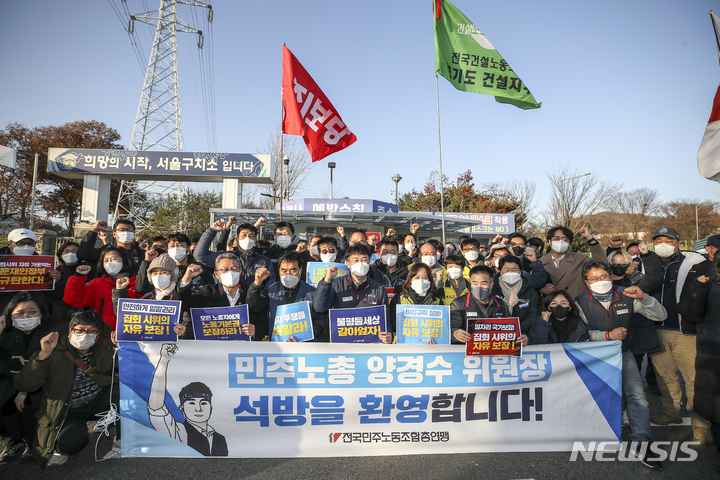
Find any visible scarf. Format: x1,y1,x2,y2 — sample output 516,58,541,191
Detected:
499,278,521,307
155,281,177,301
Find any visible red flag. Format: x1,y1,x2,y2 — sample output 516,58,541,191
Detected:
282,45,357,162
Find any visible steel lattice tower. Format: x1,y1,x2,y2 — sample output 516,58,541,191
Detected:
114,0,212,227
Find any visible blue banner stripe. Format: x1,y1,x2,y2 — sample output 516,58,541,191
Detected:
562,343,622,396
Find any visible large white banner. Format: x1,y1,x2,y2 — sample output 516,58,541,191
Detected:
118,341,622,457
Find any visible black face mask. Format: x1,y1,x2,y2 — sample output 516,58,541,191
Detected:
611,264,629,276
445,248,455,256
511,246,525,256
153,248,167,256
549,305,571,319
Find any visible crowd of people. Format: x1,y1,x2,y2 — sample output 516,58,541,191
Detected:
0,216,719,472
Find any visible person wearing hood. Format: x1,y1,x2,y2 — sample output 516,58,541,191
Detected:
389,263,445,336
77,219,145,266
0,293,57,465
528,290,592,344
491,255,538,334
539,226,608,299
63,246,140,330
574,260,667,470
450,264,529,347
13,310,119,467
246,251,324,341
647,227,713,444
0,229,61,313
195,220,276,289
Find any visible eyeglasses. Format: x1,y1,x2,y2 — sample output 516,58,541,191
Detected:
72,328,100,335
116,228,134,233
319,249,337,254
216,267,241,273
586,274,611,283
551,237,570,243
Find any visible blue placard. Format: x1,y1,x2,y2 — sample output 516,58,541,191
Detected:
306,262,350,286
396,304,451,345
116,298,180,342
190,305,250,341
272,302,314,342
329,305,387,343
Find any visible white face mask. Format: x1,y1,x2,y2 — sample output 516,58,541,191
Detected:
551,240,569,254
501,272,522,285
494,258,502,268
311,245,319,256
436,252,442,261
320,253,337,263
220,271,240,288
381,254,398,267
404,243,416,251
589,280,613,295
397,245,404,253
13,245,35,255
238,237,255,251
151,274,172,290
116,231,135,244
167,247,187,262
12,316,41,331
70,333,98,351
62,252,78,264
447,267,463,280
411,279,431,296
464,251,479,262
104,261,123,275
280,274,299,288
654,243,676,258
276,236,292,248
421,255,437,267
350,262,370,277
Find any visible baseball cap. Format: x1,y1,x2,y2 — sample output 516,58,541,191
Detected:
7,228,36,243
652,227,680,241
706,234,720,248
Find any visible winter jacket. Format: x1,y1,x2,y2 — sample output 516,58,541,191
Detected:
450,294,511,344
651,251,707,335
63,274,139,330
527,313,592,345
491,274,539,334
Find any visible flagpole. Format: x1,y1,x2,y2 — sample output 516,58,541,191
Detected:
279,44,285,222
435,75,447,246
711,11,720,66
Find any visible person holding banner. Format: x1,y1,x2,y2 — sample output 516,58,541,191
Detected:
314,245,392,343
527,291,592,344
246,251,324,341
491,255,538,334
574,260,667,470
63,246,139,330
441,254,470,306
450,265,528,347
13,310,119,467
389,263,444,335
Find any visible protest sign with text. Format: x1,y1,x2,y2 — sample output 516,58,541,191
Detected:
191,305,250,341
306,262,349,287
397,304,451,344
117,298,180,342
330,305,386,343
466,317,522,356
0,255,55,291
273,302,314,342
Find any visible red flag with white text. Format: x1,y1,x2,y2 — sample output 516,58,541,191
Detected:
282,45,357,162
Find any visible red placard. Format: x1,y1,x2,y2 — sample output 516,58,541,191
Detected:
465,317,521,357
0,255,56,291
385,287,395,300
367,232,382,243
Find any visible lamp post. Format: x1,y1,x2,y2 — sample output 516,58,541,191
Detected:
392,173,402,206
283,155,290,200
328,161,336,198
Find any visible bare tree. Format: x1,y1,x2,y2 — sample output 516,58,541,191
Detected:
254,127,316,208
545,166,621,233
608,187,659,240
500,179,538,233
651,199,720,244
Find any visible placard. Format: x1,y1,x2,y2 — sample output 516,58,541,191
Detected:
0,255,55,291
306,262,350,286
117,298,180,342
272,301,314,342
466,317,522,356
396,304,451,345
329,305,387,343
191,305,250,341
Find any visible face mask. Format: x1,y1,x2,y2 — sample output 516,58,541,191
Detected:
654,243,676,258
549,305,571,319
70,333,98,351
116,231,135,244
311,245,319,256
630,254,640,260
280,274,299,288
397,245,404,253
381,254,398,267
411,279,431,296
12,316,41,331
404,243,415,251
611,264,629,276
168,247,187,262
436,252,442,261
104,261,123,275
501,272,522,285
220,271,240,288
153,248,167,256
13,245,35,255
493,258,501,268
238,238,255,251
276,236,292,248
62,252,78,264
421,255,437,267
320,252,337,263
151,274,172,290
511,245,525,256
447,267,463,280
350,262,370,277
445,248,455,256
589,280,613,295
551,240,569,254
464,251,479,262
471,286,492,302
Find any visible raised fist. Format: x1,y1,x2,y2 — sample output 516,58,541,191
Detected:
91,220,108,233
76,265,92,276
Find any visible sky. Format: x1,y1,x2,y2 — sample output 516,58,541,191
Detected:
2,0,720,223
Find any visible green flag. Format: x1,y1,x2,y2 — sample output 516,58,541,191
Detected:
434,0,541,110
